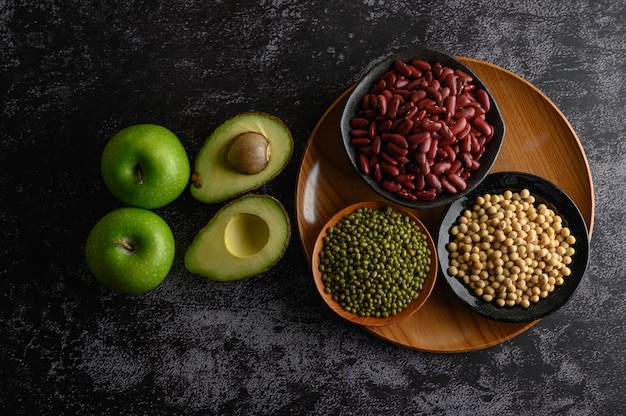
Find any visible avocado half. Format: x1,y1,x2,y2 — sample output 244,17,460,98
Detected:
185,194,291,281
190,112,293,204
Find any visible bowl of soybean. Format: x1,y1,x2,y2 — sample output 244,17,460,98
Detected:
436,172,590,323
312,201,438,327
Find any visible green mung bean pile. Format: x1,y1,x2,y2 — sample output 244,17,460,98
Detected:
319,206,431,318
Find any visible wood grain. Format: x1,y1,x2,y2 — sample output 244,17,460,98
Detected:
295,57,594,352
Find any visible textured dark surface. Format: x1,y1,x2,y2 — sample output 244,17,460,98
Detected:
1,1,625,415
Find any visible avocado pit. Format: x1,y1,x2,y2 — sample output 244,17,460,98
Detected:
225,132,271,175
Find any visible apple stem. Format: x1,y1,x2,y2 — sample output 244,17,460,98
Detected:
114,240,134,252
136,165,144,185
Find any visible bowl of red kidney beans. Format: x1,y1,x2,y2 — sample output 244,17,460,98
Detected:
340,45,505,210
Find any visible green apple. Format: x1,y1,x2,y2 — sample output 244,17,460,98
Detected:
101,124,190,209
85,207,175,295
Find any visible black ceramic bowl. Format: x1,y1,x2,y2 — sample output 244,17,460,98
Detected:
340,45,505,210
437,172,590,323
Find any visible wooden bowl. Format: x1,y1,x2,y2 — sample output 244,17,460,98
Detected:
340,45,505,210
311,201,438,327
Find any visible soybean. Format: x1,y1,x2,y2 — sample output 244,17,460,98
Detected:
446,189,576,309
319,206,431,317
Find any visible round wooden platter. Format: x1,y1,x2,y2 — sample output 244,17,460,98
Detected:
295,57,595,353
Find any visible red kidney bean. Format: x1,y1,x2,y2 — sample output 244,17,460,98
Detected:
350,128,368,137
460,152,473,168
387,97,402,119
351,118,369,129
398,190,418,201
440,176,457,194
398,101,415,116
449,117,467,136
382,181,402,193
369,154,379,169
396,155,410,164
475,89,490,111
425,173,442,190
445,73,458,96
444,95,456,115
472,117,493,138
433,62,443,77
382,133,406,147
395,78,409,89
371,79,386,94
414,189,436,201
403,106,419,121
380,152,398,165
455,107,475,120
439,67,454,81
418,136,432,153
394,60,413,77
413,109,427,125
387,142,408,158
391,134,408,149
432,161,452,175
426,105,446,115
415,152,430,175
421,119,442,132
358,154,370,174
349,58,496,200
381,161,400,177
470,134,481,153
401,179,416,190
374,163,383,182
439,125,454,143
456,94,471,108
450,159,462,173
441,84,450,97
371,135,382,154
350,137,370,146
407,131,431,145
457,122,472,142
427,138,439,160
410,89,427,103
378,119,393,133
443,144,456,162
411,59,431,71
396,173,415,182
417,97,436,109
426,86,442,103
462,135,474,153
464,83,476,92
368,121,377,139
395,118,413,135
377,94,388,116
447,172,467,191
415,174,425,191
381,70,395,84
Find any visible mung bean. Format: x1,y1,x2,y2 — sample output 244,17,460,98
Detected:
320,206,431,317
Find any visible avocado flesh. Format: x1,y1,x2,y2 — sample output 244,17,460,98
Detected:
185,195,291,281
190,112,293,203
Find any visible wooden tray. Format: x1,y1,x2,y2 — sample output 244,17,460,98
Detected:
295,57,594,353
